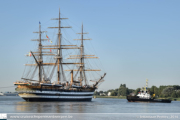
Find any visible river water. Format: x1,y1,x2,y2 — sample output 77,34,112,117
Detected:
0,96,179,120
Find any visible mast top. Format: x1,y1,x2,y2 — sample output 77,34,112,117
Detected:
59,8,60,16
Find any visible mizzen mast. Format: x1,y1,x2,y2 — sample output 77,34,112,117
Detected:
66,24,100,86
71,24,91,85
80,24,87,85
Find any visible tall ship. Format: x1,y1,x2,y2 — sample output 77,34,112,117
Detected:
14,9,106,102
127,79,171,103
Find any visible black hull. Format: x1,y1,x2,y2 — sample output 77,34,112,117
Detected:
127,96,171,103
18,90,94,102
23,98,92,102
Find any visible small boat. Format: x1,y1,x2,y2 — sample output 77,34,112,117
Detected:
0,93,4,96
127,79,171,103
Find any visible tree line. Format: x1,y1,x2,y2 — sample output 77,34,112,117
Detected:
94,84,180,98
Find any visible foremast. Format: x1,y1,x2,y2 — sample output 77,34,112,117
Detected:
30,22,48,82
38,22,43,82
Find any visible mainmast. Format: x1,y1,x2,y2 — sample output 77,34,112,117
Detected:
38,22,43,82
57,8,62,83
80,24,86,86
48,8,71,83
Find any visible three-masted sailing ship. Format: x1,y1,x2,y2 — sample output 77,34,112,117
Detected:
14,9,106,102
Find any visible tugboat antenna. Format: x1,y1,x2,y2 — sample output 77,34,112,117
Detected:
146,79,148,92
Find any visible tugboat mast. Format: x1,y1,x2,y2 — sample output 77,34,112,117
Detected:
146,79,148,92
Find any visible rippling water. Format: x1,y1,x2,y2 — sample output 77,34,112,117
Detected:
0,96,179,120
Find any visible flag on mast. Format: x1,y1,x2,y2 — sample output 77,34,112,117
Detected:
29,52,31,57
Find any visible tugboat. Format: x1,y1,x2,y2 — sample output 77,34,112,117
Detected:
127,79,171,103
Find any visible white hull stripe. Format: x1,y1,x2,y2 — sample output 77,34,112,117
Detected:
18,91,94,95
19,95,93,99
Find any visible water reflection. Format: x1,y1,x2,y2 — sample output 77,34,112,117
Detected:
15,101,90,113
5,97,179,113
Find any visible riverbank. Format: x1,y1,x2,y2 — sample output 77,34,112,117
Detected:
159,97,180,101
94,96,126,99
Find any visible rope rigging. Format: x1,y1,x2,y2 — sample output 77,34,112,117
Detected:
19,13,105,87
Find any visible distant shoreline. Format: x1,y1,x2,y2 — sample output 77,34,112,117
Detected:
94,96,126,99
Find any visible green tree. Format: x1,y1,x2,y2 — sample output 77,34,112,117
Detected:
94,91,99,95
111,91,117,96
107,89,115,93
150,86,155,94
118,84,129,96
119,88,128,96
134,88,141,95
99,91,103,93
103,91,108,95
176,90,180,97
115,88,119,93
159,86,167,96
172,85,180,90
128,89,134,94
171,91,177,98
161,87,174,97
150,86,159,96
154,87,159,96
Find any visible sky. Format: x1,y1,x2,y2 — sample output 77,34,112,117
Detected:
0,0,180,92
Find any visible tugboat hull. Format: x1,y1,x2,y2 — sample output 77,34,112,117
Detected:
127,96,171,103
